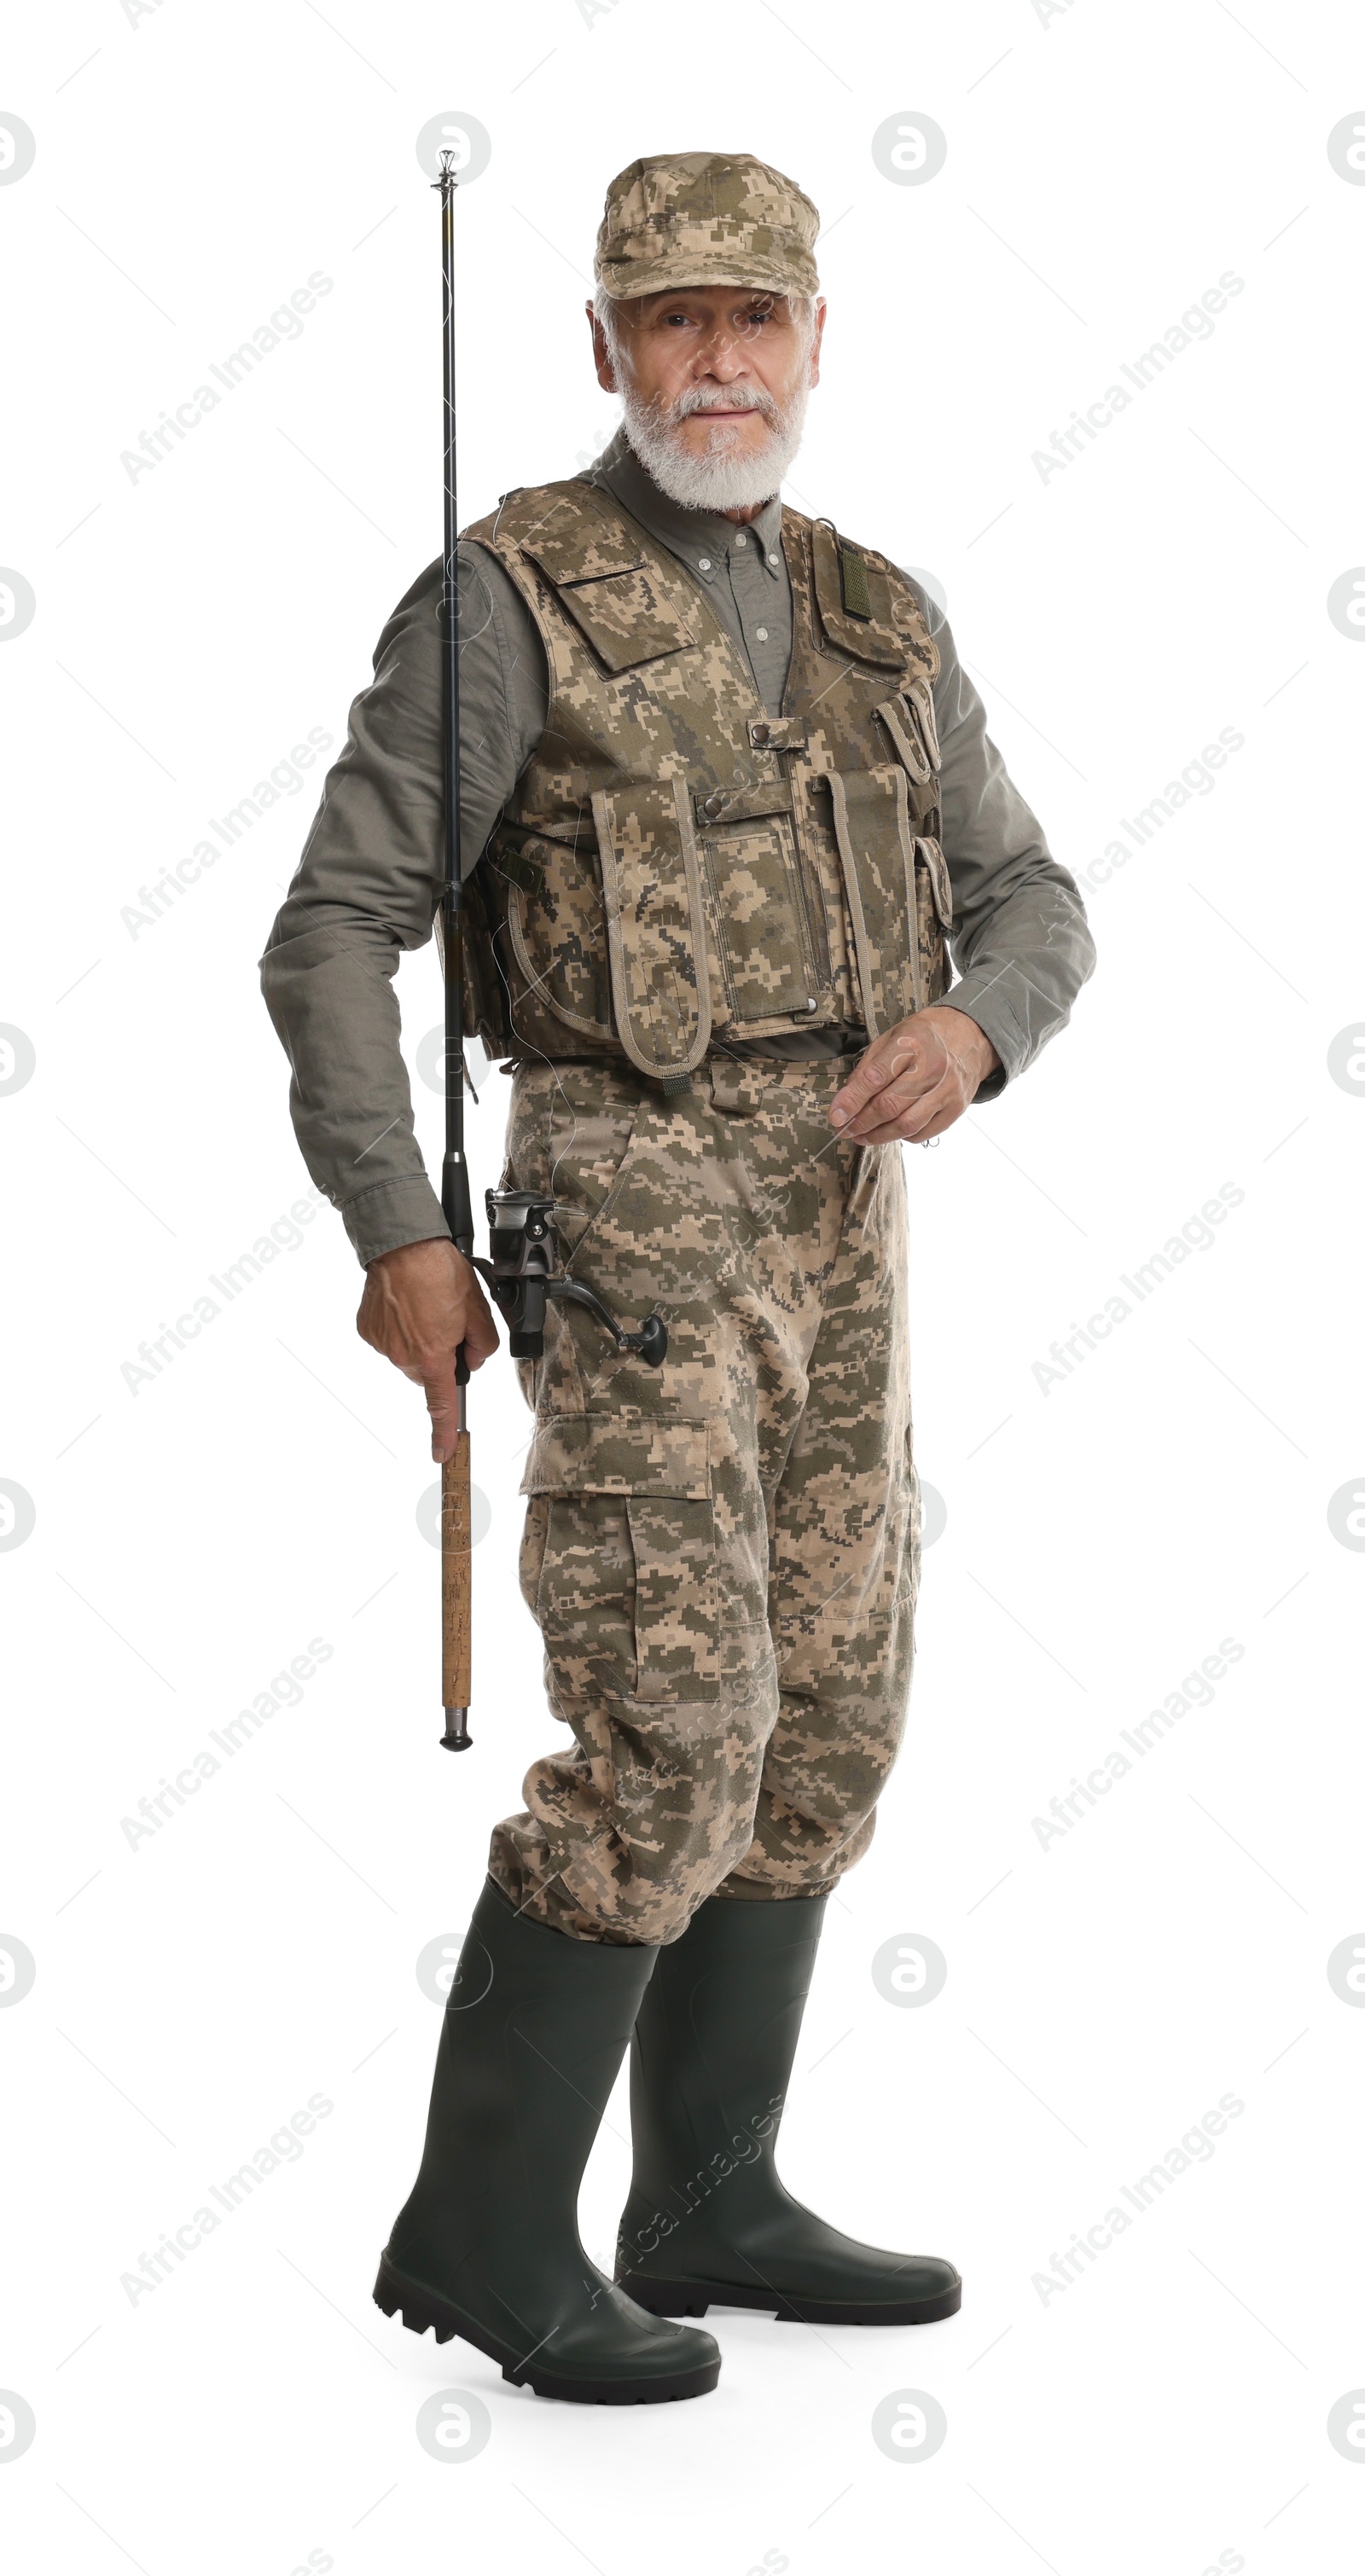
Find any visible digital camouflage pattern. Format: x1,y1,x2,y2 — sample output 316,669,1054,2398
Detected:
594,152,822,304
487,1053,921,1946
457,482,952,1079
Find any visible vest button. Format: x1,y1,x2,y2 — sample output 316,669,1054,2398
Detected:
752,722,770,746
703,792,725,819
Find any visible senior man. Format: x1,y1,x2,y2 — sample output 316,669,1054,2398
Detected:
261,152,1095,2405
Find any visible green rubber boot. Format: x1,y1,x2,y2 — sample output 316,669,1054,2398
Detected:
615,1892,961,2326
374,1877,720,2403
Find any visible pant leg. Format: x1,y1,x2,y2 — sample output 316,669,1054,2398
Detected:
715,1130,918,1899
487,1059,855,1946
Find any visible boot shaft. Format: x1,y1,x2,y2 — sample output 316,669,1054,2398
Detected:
399,1879,659,2258
625,1892,828,2224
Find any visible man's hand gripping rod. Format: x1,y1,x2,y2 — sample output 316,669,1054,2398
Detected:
433,154,666,1755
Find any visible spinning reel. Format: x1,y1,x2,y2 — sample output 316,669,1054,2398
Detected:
472,1190,668,1368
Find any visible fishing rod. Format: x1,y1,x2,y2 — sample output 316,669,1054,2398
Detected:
429,149,668,1758
436,150,473,1754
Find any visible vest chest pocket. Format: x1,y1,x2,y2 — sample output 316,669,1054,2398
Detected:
590,780,712,1080
694,782,819,1023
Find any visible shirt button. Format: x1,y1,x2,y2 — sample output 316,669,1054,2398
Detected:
734,531,746,546
768,551,779,565
698,556,712,571
755,626,769,641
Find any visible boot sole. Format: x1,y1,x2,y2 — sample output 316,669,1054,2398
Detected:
372,2254,721,2405
618,2269,962,2327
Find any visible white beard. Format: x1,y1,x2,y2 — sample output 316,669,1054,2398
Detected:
619,377,811,514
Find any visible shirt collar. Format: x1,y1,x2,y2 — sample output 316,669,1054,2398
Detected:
584,426,786,583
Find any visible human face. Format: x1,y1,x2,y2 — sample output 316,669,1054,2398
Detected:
589,287,826,519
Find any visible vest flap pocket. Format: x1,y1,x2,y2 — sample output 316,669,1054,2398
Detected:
592,780,712,1079
518,505,644,586
524,554,696,673
810,521,904,669
902,674,941,770
876,695,936,788
915,834,954,930
500,831,614,1040
520,1411,712,1500
823,766,921,1036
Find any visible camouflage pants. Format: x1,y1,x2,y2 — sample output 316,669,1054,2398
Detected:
487,1053,921,1945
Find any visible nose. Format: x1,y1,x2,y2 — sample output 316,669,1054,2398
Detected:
690,322,749,382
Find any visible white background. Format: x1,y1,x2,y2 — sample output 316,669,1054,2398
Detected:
3,2,1363,2568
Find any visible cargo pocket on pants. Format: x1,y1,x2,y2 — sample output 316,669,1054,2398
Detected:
521,1412,719,1704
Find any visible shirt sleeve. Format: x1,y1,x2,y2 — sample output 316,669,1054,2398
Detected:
915,589,1096,1099
258,543,549,1265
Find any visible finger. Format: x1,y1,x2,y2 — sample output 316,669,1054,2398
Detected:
830,1030,935,1126
852,1110,948,1146
829,1030,904,1111
840,1070,954,1140
829,1050,895,1125
460,1296,501,1370
423,1361,462,1463
854,1091,965,1146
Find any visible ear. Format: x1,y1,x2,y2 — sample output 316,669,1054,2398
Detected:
587,299,619,395
807,297,828,390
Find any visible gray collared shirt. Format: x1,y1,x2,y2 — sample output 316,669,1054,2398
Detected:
260,429,1095,1266
590,432,791,711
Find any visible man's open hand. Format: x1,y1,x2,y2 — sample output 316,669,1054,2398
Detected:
357,1237,500,1464
829,1007,1002,1146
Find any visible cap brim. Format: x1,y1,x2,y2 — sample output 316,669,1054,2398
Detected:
596,253,818,301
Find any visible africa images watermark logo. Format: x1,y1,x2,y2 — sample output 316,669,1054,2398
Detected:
1032,2092,1246,2304
1031,1182,1245,1395
118,276,334,484
1031,1637,1245,1851
119,732,333,939
1078,727,1246,893
119,1639,334,1851
119,2093,334,2304
118,1188,328,1394
1031,272,1245,482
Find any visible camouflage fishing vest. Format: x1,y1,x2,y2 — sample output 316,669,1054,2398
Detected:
456,480,952,1082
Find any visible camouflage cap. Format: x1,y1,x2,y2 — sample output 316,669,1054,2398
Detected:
594,152,821,303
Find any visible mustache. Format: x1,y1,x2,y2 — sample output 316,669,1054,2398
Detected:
659,383,780,427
